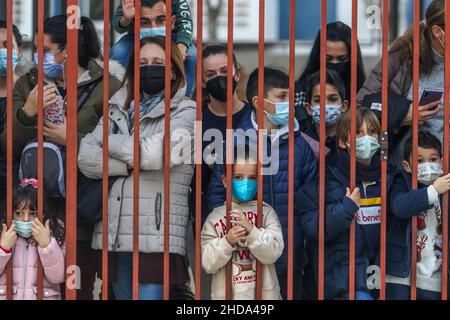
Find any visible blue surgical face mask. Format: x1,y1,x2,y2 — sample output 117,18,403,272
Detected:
347,135,380,160
311,104,342,127
264,100,290,126
0,48,19,76
140,27,166,40
232,178,257,203
34,48,65,79
12,219,33,239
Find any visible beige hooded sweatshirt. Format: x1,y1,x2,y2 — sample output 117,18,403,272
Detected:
201,201,284,300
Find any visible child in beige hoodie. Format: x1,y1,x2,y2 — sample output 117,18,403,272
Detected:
201,147,284,300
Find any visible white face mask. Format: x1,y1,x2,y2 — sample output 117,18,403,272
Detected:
418,162,443,185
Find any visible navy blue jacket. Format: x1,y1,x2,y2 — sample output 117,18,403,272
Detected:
360,91,412,156
299,155,394,299
206,111,318,275
303,124,338,166
388,169,450,279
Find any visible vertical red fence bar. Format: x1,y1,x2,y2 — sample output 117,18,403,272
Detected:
66,0,79,300
5,0,13,301
256,0,264,301
442,0,450,301
132,0,141,301
348,0,358,302
287,0,295,301
164,0,173,301
225,0,234,301
36,0,45,301
195,0,203,300
101,0,110,300
379,0,389,301
318,0,327,301
410,0,420,301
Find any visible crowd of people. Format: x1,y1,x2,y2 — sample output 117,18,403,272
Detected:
0,0,449,300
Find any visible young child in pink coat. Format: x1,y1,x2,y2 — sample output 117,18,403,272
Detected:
0,178,66,300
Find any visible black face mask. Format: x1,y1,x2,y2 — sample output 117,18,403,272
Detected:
206,75,237,102
327,61,350,97
327,61,349,73
140,65,166,96
327,61,350,81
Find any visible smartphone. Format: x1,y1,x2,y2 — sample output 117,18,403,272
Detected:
419,90,443,106
44,95,64,125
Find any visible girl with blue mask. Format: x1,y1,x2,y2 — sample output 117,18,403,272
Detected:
6,15,121,300
0,179,66,300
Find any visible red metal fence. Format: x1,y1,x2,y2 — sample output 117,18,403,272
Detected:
2,0,449,300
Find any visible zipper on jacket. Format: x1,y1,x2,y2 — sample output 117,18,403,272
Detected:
22,243,29,300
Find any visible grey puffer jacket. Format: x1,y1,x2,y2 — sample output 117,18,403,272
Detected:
78,86,196,256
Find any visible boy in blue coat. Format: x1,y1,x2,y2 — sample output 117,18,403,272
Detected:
387,131,450,299
206,67,318,299
299,107,388,300
302,69,348,164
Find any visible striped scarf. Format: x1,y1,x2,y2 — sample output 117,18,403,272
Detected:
128,92,164,131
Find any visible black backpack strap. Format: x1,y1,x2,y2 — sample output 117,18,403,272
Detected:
77,77,103,112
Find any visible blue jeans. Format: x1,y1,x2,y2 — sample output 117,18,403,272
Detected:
110,33,197,97
355,291,374,300
112,252,164,300
335,291,374,300
277,272,303,300
386,283,442,300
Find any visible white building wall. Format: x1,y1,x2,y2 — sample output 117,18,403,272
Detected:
336,0,382,57
190,0,279,43
12,0,34,42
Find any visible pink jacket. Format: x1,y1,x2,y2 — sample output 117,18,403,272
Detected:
0,237,66,300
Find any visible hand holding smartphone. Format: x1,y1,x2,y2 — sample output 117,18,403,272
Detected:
419,90,443,106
